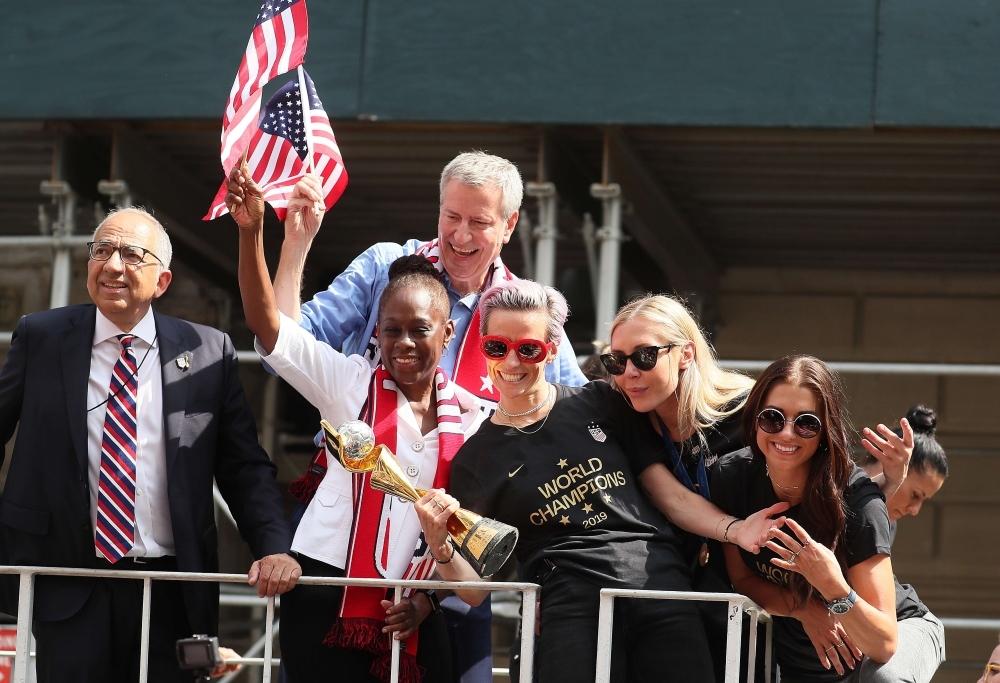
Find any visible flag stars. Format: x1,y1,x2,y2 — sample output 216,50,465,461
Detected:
559,516,570,526
582,503,593,514
557,459,568,469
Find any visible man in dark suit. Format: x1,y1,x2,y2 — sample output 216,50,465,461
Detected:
0,207,301,682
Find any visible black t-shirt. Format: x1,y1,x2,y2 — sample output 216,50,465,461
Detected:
711,449,926,682
450,382,689,590
649,405,746,577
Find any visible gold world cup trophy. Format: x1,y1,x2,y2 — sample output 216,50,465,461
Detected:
321,419,519,577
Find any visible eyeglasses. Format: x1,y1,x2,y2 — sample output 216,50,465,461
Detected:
983,663,1000,680
756,408,823,439
480,335,553,364
599,344,679,376
88,241,163,267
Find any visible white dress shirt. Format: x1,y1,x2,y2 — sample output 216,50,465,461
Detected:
257,313,487,571
87,307,174,557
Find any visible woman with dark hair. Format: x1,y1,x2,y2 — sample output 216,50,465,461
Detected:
711,356,944,683
229,166,486,683
862,405,949,528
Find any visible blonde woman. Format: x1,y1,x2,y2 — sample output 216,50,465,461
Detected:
602,294,914,681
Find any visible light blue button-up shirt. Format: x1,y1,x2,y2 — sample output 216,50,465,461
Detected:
299,239,588,385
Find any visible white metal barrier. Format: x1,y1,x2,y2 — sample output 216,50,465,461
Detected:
0,566,538,683
595,589,771,683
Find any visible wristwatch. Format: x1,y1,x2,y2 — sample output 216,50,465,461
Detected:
419,589,442,613
825,589,857,615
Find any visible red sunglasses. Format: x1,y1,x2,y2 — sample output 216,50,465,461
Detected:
480,335,554,364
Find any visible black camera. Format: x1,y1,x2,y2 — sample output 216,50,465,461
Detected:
176,634,223,680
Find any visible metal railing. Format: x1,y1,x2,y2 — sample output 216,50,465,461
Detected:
595,589,771,683
0,566,538,683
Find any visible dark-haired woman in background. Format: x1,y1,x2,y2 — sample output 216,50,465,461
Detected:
712,356,941,683
862,405,949,533
228,166,487,683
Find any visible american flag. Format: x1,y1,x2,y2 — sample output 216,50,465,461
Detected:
220,0,309,174
204,69,348,221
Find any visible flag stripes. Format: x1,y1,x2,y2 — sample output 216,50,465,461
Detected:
220,0,308,173
205,69,348,222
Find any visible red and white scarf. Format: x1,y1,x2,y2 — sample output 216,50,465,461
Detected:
413,239,513,405
322,365,465,683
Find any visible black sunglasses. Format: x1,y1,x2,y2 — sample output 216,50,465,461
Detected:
756,408,823,439
599,344,679,376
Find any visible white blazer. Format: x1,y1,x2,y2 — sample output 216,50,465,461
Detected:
257,313,487,573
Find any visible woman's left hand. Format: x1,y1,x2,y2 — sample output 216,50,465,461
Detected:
730,502,790,554
862,418,913,498
766,518,850,600
380,593,433,640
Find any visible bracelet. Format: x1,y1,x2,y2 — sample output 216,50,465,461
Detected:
418,589,442,612
715,515,733,541
432,541,455,564
722,518,741,543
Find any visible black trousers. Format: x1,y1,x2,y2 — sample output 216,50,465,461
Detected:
510,568,714,683
280,554,452,683
33,557,193,683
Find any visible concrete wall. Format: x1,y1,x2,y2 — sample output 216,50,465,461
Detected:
713,267,1000,681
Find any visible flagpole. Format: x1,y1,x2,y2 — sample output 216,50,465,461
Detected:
296,65,317,175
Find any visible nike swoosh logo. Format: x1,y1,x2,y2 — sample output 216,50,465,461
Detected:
508,465,524,478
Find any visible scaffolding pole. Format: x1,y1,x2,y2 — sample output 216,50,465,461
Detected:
39,180,77,309
590,182,622,343
525,181,558,286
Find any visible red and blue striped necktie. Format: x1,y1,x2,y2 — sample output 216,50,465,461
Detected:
95,334,139,563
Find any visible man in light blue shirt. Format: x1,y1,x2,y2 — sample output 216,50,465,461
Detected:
272,151,586,683
273,153,586,388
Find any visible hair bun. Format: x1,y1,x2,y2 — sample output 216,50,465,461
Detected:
906,405,937,436
387,254,440,282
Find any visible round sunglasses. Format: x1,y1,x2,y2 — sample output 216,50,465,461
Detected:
756,408,823,439
480,335,554,364
599,344,679,376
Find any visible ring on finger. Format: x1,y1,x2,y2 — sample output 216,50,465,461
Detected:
435,500,446,510
825,646,836,652
788,552,798,564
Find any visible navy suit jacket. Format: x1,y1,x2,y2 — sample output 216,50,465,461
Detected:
0,304,291,633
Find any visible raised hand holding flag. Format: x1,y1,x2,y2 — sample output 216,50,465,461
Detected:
205,68,348,221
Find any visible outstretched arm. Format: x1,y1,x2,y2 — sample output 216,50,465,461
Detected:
638,463,788,553
226,162,279,354
274,174,325,322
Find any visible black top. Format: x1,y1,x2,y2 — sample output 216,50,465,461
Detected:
649,405,746,578
450,382,689,590
711,448,926,682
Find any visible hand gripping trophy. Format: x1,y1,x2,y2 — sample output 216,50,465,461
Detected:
321,419,519,576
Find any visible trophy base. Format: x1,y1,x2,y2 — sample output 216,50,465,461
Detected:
458,518,519,577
